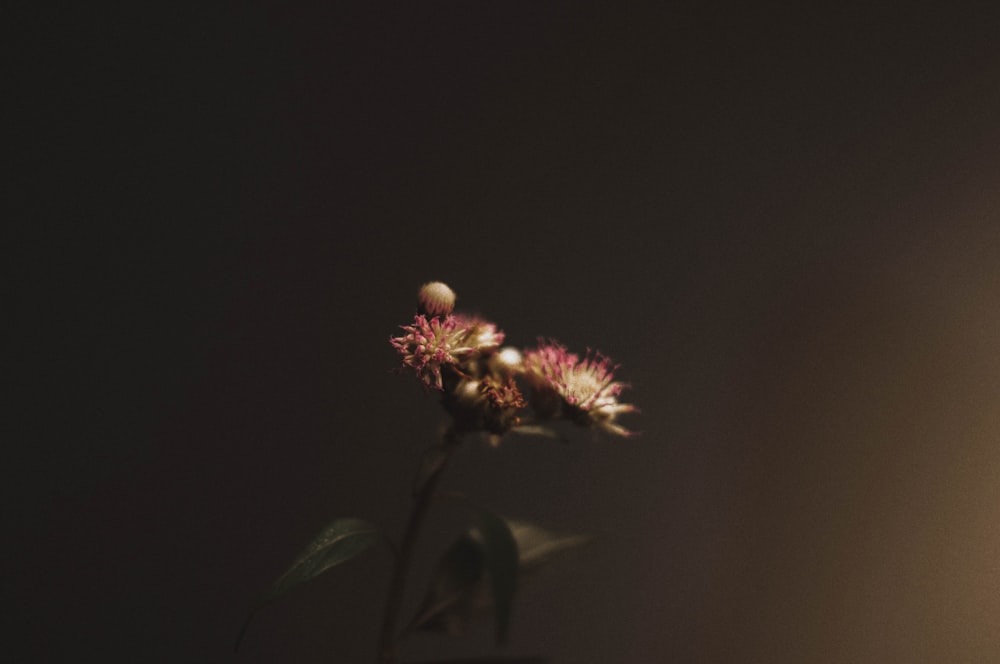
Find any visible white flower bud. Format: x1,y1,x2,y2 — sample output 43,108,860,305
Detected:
417,281,456,317
489,346,524,375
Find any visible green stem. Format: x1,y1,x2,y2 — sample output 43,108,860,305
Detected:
377,428,461,664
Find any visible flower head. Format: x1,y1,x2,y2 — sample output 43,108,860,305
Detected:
452,314,504,354
523,341,638,437
443,373,526,435
392,282,637,441
391,314,506,390
390,314,465,390
479,373,526,432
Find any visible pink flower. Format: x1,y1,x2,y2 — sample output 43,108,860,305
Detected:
452,315,504,354
523,341,638,437
391,314,505,390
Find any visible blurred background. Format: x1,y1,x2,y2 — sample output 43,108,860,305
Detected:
8,4,1000,662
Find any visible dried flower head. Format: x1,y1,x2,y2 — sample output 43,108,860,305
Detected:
523,341,638,437
479,374,526,433
441,372,526,436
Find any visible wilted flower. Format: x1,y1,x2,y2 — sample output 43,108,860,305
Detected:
479,374,526,433
523,341,638,437
441,373,526,436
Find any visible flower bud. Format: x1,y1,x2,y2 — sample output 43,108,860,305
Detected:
489,346,524,376
417,281,456,317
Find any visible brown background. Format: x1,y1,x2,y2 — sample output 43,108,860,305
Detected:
9,4,1000,663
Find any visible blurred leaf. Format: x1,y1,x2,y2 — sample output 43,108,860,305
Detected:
409,535,486,635
474,510,518,645
505,521,591,572
236,517,379,651
411,517,588,642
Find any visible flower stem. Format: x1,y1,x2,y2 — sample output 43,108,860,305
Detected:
377,428,461,664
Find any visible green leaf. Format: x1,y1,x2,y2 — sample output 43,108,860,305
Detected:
236,517,379,651
473,510,518,645
265,517,379,600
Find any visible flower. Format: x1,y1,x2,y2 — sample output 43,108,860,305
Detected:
523,341,638,437
391,314,505,390
443,373,526,436
452,315,504,354
390,315,465,390
479,373,526,431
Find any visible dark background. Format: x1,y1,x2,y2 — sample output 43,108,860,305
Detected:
9,4,1000,663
